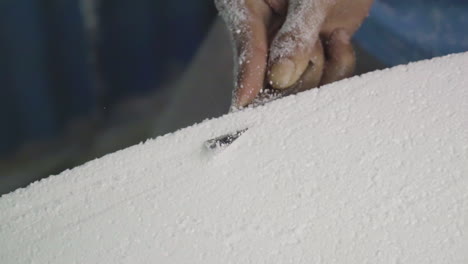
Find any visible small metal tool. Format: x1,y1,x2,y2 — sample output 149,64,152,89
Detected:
205,89,282,150
205,128,248,150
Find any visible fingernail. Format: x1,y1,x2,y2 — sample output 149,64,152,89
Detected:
233,89,251,108
269,59,295,89
236,95,249,108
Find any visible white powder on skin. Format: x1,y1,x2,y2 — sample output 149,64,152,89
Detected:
215,0,248,33
269,0,331,62
215,0,252,99
217,0,337,105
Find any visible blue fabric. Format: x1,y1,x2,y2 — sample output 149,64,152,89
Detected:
98,0,162,105
355,0,468,66
0,0,59,149
164,0,208,63
0,0,212,156
44,0,97,124
98,0,210,105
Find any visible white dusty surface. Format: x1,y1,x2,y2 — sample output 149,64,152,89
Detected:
1,53,468,263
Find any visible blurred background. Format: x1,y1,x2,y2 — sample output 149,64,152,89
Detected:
0,0,467,195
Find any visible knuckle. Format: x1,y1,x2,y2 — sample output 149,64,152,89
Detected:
215,0,249,29
214,0,225,10
214,0,238,11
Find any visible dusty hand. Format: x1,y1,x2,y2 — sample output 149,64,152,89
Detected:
215,0,374,107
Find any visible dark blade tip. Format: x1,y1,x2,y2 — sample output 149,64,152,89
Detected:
205,128,248,150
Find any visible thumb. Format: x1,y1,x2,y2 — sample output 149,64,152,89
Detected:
268,0,330,89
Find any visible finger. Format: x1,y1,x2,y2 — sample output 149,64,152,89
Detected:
215,0,272,108
320,29,356,85
283,39,325,95
267,0,331,89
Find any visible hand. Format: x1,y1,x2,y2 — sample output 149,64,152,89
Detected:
215,0,374,108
